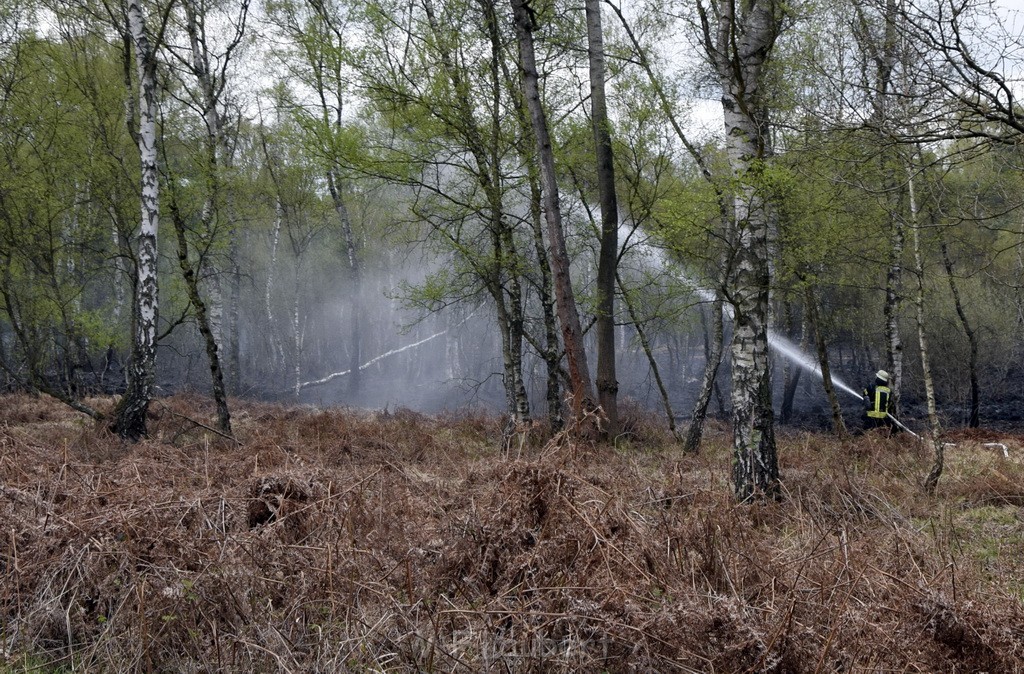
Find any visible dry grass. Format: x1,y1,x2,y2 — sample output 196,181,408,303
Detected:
2,393,1024,672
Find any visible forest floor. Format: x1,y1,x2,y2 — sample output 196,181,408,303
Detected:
2,394,1024,673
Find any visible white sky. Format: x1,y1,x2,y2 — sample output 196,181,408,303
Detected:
675,0,1024,139
996,0,1024,13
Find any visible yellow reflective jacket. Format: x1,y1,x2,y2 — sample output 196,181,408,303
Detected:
865,384,891,419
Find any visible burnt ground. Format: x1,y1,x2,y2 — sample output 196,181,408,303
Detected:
2,393,1024,672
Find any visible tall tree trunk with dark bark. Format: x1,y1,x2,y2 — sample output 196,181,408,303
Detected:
941,241,980,427
685,293,725,452
585,0,618,438
511,0,595,421
169,200,232,435
805,284,846,436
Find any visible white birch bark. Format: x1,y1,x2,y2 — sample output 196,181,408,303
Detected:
908,166,943,493
857,0,906,410
184,1,226,353
182,0,248,392
699,0,782,499
293,267,302,398
884,213,906,408
1016,222,1024,331
266,199,284,368
111,219,128,321
112,0,159,440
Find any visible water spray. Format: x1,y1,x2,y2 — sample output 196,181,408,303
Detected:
684,288,923,437
674,267,931,441
666,259,1005,449
766,333,863,400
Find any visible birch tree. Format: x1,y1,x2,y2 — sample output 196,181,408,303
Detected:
504,62,564,431
906,159,944,492
111,0,167,440
697,0,787,500
329,0,539,424
851,0,909,411
158,0,250,434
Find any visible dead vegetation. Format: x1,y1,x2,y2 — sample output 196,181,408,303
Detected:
2,393,1024,672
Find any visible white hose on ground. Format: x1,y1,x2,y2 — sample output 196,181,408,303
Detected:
983,442,1009,457
886,413,921,439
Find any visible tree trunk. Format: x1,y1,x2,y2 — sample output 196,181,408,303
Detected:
112,0,159,441
585,0,618,438
226,238,240,392
1016,221,1024,333
220,145,242,394
425,0,529,423
218,136,242,394
266,198,285,372
941,241,980,427
502,235,531,423
293,266,302,399
183,0,233,401
884,205,906,412
908,168,943,493
685,294,725,452
857,0,906,412
501,38,563,431
699,0,782,499
727,127,777,489
617,272,677,440
511,0,596,422
326,169,362,394
805,284,847,436
486,4,530,423
169,201,232,435
530,174,563,431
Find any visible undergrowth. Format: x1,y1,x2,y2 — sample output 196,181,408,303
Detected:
2,394,1023,672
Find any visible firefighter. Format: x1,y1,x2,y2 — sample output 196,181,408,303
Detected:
863,370,894,431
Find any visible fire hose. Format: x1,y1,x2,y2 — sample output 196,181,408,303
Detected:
886,413,921,439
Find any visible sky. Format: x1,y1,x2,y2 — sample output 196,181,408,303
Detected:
997,0,1024,13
